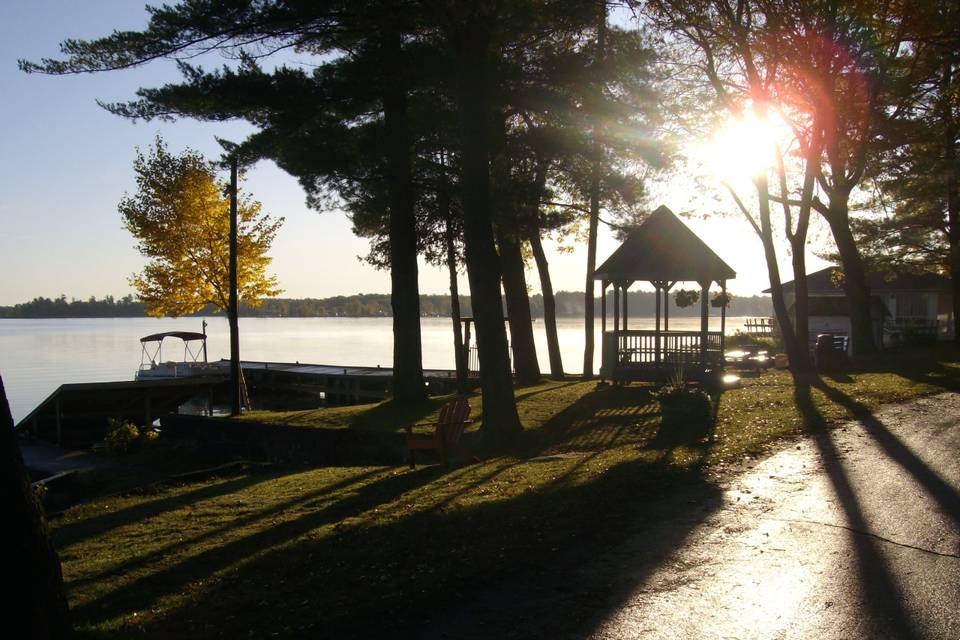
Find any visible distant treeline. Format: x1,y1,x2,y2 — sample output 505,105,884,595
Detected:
1,292,773,319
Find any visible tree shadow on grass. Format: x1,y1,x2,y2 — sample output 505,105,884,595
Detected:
99,461,721,639
62,467,388,592
55,469,281,548
67,462,451,624
520,383,661,456
793,374,932,639
69,385,725,639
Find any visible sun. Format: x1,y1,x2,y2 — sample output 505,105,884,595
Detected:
701,111,787,183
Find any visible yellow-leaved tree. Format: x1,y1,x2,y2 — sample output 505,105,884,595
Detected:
120,137,283,317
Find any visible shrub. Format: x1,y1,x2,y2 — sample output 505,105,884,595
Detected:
105,419,140,454
104,418,163,454
655,368,712,426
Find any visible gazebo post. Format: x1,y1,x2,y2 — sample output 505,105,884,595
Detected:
700,280,710,364
654,281,661,366
601,280,607,335
720,280,727,362
613,282,620,338
623,283,629,332
612,283,621,381
663,284,669,332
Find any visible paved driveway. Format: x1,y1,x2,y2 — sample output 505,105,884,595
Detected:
427,392,960,640
591,392,960,640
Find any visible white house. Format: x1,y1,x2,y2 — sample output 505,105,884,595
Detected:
771,266,954,349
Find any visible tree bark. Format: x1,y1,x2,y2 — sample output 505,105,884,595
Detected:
824,193,876,354
527,156,563,379
528,218,564,380
497,225,541,386
444,214,468,393
2,374,71,638
381,25,427,403
755,174,806,368
582,0,607,379
229,155,242,416
455,21,522,441
942,59,960,343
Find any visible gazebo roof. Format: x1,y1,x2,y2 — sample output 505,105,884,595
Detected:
594,205,736,283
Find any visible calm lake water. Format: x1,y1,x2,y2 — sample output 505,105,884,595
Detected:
0,315,749,422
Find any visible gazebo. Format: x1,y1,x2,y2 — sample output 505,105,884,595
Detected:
595,205,736,382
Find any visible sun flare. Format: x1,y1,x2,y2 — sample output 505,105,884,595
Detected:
702,111,787,183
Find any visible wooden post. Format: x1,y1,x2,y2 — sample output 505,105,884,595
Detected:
613,283,621,376
613,283,620,335
654,282,661,365
720,280,727,363
229,154,242,416
623,284,629,332
700,281,710,364
600,280,607,335
600,280,607,380
663,284,670,332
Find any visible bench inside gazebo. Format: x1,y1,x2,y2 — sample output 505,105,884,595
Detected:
595,205,736,383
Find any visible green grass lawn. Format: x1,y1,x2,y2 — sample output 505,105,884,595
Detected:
52,345,960,638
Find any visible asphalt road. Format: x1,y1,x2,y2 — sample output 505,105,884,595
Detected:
591,392,960,640
427,392,960,640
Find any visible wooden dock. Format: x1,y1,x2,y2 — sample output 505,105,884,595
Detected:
233,359,463,406
17,359,465,447
17,376,227,447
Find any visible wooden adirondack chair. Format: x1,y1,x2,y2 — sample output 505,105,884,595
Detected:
406,398,471,468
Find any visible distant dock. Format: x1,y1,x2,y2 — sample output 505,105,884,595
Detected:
235,359,463,406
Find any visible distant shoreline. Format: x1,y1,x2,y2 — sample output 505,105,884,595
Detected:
0,292,773,320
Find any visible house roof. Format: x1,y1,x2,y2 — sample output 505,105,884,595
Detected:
771,266,950,294
593,205,736,283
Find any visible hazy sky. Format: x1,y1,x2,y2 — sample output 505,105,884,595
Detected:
0,1,830,306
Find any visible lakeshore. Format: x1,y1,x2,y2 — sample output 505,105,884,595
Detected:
0,315,754,423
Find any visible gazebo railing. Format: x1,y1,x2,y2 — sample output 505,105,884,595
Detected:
602,330,723,372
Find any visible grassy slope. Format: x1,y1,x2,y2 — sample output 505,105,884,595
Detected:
53,346,960,638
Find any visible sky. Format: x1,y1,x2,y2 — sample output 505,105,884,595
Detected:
0,1,831,307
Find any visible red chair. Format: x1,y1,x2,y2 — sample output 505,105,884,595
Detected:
406,398,472,468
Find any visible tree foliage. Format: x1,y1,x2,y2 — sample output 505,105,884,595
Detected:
120,138,282,317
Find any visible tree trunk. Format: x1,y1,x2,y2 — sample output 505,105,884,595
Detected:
2,374,71,638
527,156,563,379
444,215,468,393
455,22,522,442
582,0,607,379
528,216,564,379
942,59,960,343
229,156,242,416
381,25,427,403
824,194,877,354
755,175,806,367
778,130,820,373
497,226,541,386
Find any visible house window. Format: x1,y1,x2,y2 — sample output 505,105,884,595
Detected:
895,293,929,321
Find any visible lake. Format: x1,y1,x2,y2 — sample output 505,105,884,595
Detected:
0,315,751,422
